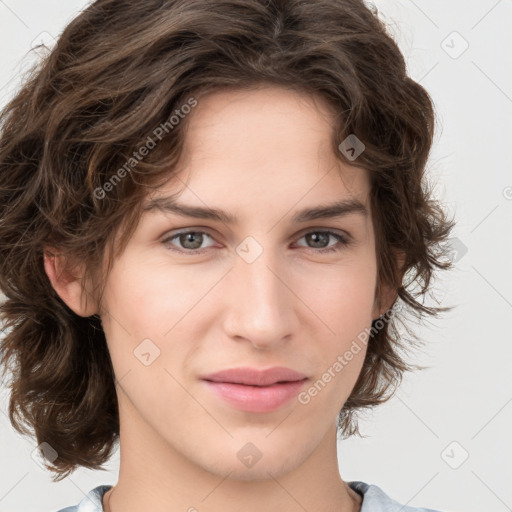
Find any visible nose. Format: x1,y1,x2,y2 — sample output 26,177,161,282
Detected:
221,245,297,350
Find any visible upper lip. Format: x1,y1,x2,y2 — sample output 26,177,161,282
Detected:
202,366,308,386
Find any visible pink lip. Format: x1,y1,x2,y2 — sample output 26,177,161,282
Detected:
203,380,308,413
201,366,308,413
201,366,307,386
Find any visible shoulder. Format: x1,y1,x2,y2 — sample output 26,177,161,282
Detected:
55,485,112,512
348,481,444,512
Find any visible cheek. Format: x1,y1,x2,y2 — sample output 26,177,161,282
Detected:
299,269,374,408
99,252,221,386
102,251,213,337
299,258,377,337
297,259,376,397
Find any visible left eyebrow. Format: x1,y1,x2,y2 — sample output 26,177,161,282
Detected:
142,196,368,224
291,198,368,222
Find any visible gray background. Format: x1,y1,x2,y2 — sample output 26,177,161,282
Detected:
1,1,511,511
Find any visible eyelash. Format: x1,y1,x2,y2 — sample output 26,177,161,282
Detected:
161,229,352,255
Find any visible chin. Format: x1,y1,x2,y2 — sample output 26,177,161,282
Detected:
193,442,304,482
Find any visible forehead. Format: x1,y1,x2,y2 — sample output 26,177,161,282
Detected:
181,86,339,164
144,86,371,220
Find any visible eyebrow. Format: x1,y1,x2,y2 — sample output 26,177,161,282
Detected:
142,196,368,224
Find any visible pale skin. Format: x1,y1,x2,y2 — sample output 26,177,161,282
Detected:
44,85,400,512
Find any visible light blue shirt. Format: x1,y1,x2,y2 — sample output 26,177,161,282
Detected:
56,481,443,511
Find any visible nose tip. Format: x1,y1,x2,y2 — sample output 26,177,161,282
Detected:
222,253,295,349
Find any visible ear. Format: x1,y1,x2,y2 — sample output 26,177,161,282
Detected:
43,246,98,317
372,250,405,320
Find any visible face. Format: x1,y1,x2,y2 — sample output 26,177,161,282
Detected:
94,86,384,480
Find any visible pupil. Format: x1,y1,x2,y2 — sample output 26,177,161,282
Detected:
183,232,202,249
309,232,328,248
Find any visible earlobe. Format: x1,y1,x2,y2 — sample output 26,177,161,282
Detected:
372,250,405,320
372,282,399,320
43,247,98,317
372,282,397,320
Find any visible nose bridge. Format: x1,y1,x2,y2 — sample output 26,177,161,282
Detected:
223,238,294,346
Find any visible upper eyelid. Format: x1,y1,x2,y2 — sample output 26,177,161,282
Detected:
160,227,352,246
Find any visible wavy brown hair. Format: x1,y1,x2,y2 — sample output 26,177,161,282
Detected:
0,0,455,481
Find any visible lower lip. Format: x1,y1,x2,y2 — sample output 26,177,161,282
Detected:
202,379,308,413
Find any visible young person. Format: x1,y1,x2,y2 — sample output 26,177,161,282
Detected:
0,1,455,511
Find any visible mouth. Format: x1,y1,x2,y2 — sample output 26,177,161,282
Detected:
201,378,309,413
201,366,308,386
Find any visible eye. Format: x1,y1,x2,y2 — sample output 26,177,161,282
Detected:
294,230,352,253
161,229,352,255
162,230,216,253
